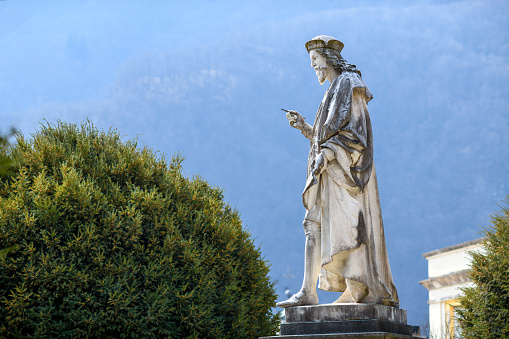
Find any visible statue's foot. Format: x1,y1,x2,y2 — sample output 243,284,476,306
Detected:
334,289,355,303
350,284,368,302
334,280,369,303
276,291,318,308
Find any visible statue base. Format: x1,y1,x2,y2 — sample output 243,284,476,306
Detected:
260,304,423,339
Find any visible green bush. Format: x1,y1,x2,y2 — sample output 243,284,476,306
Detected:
457,197,509,338
0,121,279,338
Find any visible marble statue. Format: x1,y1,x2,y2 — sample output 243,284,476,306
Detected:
277,36,399,308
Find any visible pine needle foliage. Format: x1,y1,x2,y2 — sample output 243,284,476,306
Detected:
0,121,280,338
456,197,509,339
0,127,17,177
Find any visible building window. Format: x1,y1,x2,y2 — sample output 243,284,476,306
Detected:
446,300,462,338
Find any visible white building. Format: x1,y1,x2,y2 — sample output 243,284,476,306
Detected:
419,238,485,338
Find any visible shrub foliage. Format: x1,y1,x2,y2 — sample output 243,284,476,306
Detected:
457,197,509,338
0,121,279,338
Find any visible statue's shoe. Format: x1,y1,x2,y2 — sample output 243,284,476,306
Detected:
334,279,369,303
334,284,368,303
334,290,355,303
276,291,318,308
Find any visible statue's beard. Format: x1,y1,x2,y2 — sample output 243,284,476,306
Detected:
315,66,327,85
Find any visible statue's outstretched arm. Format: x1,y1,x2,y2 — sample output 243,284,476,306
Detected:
283,109,313,140
300,123,313,140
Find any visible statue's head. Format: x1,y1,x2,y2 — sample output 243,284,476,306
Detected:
305,35,360,84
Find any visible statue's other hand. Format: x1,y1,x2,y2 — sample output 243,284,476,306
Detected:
286,111,305,130
313,153,327,176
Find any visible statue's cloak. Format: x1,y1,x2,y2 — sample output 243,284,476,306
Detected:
303,72,399,306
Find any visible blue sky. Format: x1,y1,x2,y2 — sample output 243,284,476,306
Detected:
1,0,508,326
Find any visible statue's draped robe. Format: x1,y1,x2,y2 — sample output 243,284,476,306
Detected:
302,72,399,306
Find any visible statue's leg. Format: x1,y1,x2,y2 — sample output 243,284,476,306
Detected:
276,218,320,308
301,220,322,296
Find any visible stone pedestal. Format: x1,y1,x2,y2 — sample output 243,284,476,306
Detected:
260,304,423,339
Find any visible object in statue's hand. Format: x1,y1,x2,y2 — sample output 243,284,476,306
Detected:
282,108,305,130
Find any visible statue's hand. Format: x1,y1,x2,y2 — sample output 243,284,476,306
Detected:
312,153,327,176
286,110,306,130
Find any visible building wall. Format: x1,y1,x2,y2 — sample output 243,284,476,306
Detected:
420,238,485,338
427,247,478,277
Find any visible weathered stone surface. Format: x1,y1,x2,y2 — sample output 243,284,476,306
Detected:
276,34,399,309
266,35,423,339
260,333,418,339
257,304,424,339
280,319,413,336
284,304,407,324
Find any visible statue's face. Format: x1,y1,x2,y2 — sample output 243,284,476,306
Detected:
310,50,328,85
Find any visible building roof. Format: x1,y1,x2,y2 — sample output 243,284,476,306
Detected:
422,237,486,259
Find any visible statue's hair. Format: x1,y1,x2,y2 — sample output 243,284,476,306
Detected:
315,48,361,77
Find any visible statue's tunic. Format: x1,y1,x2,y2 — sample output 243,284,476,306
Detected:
302,71,399,306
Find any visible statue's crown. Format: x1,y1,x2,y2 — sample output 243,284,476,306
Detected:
305,35,344,53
